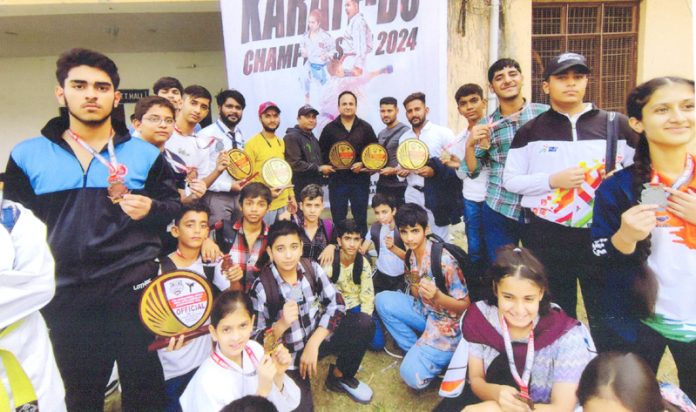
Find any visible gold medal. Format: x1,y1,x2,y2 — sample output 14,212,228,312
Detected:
397,139,429,170
361,143,388,170
139,270,214,351
226,149,254,181
261,158,293,188
329,141,356,169
263,329,281,354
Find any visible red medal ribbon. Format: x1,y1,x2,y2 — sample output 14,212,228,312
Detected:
500,315,535,398
210,345,259,370
67,129,125,181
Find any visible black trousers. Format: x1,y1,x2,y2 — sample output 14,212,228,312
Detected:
524,215,609,351
288,310,374,412
42,262,165,412
635,322,696,401
373,270,406,294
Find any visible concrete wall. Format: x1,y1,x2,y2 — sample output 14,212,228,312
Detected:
637,0,694,83
0,51,226,169
447,0,532,133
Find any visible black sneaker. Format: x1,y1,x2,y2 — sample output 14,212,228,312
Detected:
325,364,373,404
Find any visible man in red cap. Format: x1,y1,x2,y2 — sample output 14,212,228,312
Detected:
245,102,297,225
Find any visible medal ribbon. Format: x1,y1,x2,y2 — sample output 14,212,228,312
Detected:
499,316,535,398
210,345,259,370
0,320,38,412
67,129,125,180
487,107,525,130
174,125,216,149
650,153,695,189
164,150,191,174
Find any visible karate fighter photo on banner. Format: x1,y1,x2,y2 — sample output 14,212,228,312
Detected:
220,0,448,135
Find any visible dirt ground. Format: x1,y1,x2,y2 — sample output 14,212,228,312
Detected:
105,219,678,412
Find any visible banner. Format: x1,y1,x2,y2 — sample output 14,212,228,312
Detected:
220,0,448,137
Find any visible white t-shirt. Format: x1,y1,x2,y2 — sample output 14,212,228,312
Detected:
179,341,301,412
366,223,405,277
197,120,246,192
450,130,489,202
157,258,213,381
398,121,456,190
164,129,209,172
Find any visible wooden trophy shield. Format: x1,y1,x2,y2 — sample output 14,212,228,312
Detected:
226,149,254,181
397,139,429,170
329,141,356,170
261,158,293,188
139,270,213,351
361,143,388,171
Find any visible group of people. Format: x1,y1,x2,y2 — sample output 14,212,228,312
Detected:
1,45,694,412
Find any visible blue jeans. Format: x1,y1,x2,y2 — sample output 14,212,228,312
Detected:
328,181,370,235
375,291,454,389
482,202,525,263
463,199,487,265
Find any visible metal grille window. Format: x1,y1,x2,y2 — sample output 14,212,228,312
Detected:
532,2,638,113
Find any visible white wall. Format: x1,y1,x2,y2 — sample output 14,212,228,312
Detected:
0,50,226,170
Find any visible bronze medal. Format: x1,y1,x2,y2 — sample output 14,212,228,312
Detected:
406,270,421,287
185,167,198,183
397,139,429,170
261,158,293,188
108,180,130,204
226,149,254,181
221,255,234,272
361,143,388,170
329,141,356,169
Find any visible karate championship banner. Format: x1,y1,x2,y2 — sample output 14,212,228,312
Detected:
220,0,448,137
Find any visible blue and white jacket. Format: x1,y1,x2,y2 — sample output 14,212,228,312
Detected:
4,116,180,288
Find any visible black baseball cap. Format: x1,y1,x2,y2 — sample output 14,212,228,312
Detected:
297,104,319,117
543,52,590,79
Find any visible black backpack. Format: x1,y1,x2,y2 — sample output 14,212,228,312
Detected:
330,247,364,285
369,222,404,254
256,257,319,322
212,220,240,253
404,234,486,301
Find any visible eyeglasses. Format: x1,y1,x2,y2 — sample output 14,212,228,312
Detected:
144,116,175,125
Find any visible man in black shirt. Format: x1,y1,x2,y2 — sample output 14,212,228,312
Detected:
319,91,377,235
375,97,409,206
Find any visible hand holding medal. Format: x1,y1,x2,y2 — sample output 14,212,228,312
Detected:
67,129,130,203
263,328,281,355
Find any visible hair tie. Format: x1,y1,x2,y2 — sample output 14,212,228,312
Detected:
513,247,522,253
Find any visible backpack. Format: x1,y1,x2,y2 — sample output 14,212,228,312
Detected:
321,218,334,242
369,222,404,254
212,220,239,253
404,234,486,301
330,247,364,286
257,257,319,322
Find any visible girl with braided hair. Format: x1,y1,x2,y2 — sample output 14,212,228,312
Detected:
591,76,696,400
